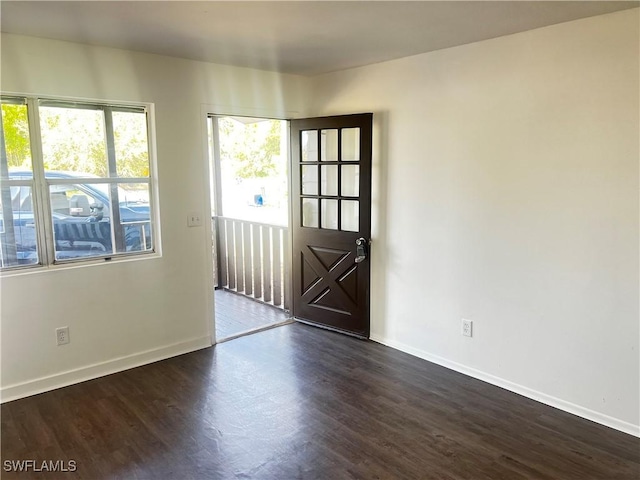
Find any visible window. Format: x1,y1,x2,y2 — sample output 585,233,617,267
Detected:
0,96,156,270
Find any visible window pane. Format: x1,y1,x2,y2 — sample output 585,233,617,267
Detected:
0,185,39,267
341,200,359,232
40,106,108,177
341,165,359,197
321,165,338,196
301,130,318,162
321,199,338,230
321,129,338,161
51,183,113,260
1,102,33,177
302,165,318,195
117,183,153,253
341,128,360,161
112,111,150,177
302,198,318,228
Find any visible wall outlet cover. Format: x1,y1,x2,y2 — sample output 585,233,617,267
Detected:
56,326,70,346
462,319,473,337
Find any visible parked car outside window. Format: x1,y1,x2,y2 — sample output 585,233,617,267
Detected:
3,170,152,264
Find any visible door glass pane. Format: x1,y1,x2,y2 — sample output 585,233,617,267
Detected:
321,129,338,161
301,130,318,162
1,101,33,178
112,111,150,177
321,199,338,230
301,165,318,195
341,165,359,197
321,165,338,196
301,198,319,228
341,128,360,161
341,200,359,232
0,185,39,267
118,183,152,253
50,183,114,260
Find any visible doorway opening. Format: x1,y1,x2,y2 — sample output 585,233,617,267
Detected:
208,115,292,341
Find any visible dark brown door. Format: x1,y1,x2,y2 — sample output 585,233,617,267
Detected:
291,114,372,338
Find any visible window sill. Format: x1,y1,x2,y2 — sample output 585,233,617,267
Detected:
0,250,162,278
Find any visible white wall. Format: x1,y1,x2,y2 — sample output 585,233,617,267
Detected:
310,9,639,434
0,34,310,400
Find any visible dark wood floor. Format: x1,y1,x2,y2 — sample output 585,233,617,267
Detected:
2,323,639,479
215,289,289,340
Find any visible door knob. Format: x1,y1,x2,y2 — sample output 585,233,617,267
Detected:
355,237,369,263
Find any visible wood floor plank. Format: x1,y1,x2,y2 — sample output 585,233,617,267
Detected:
2,323,638,479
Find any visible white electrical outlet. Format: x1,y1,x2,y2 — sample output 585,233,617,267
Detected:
462,319,473,337
187,212,202,227
56,326,70,346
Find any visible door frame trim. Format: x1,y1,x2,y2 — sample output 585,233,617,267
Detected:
201,103,300,344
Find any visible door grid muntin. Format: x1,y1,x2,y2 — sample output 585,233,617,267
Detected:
299,127,361,232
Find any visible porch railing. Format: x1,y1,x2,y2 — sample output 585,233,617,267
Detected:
213,216,290,311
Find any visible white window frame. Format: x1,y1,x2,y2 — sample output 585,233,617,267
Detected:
0,94,160,272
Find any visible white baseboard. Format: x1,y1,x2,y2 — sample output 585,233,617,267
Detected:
1,336,212,403
370,334,640,438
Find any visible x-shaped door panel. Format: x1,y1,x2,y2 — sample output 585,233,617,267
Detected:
301,245,358,316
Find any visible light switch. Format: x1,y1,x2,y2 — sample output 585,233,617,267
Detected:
187,212,202,227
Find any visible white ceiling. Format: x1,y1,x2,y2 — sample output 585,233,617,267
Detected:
1,1,637,76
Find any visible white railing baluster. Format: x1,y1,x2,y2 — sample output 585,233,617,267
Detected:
262,224,272,303
234,220,244,293
272,227,282,306
214,216,289,311
227,219,236,290
243,222,252,296
282,228,290,311
252,225,262,300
